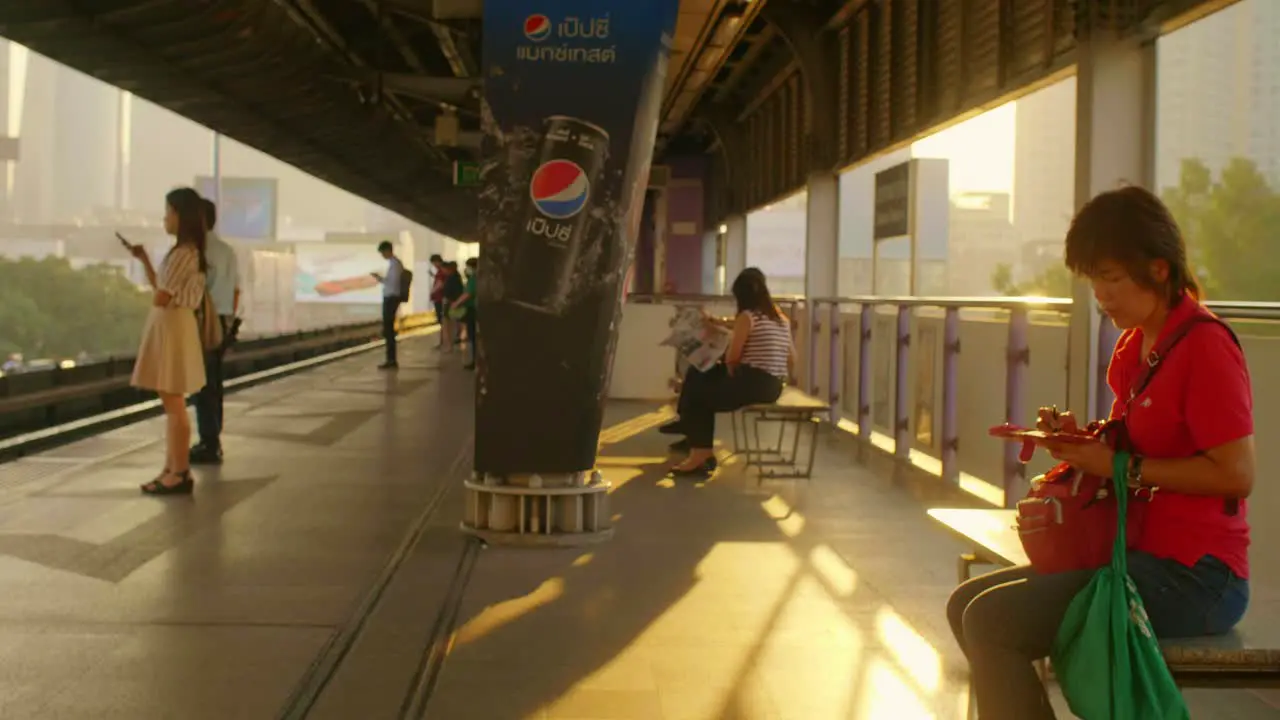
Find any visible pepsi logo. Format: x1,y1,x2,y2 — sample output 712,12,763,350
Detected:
524,15,552,42
530,160,590,219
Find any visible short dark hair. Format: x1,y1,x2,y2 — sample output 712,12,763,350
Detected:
377,240,394,254
429,254,443,263
202,198,217,230
1064,185,1200,305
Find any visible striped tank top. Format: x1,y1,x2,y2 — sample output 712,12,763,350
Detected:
739,310,791,378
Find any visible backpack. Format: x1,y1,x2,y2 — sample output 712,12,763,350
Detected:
397,260,413,300
1013,305,1240,574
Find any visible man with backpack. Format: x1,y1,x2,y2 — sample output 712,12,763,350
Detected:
371,240,410,369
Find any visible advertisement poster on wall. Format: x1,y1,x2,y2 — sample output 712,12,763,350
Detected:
294,244,385,304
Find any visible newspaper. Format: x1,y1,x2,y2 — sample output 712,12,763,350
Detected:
661,306,732,373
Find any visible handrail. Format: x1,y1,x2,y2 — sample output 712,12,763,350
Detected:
629,292,1280,321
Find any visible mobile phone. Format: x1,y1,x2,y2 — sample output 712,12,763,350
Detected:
115,232,133,250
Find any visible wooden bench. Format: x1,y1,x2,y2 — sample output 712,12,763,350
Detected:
928,507,1280,691
730,386,830,481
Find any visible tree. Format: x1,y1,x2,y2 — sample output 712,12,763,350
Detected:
1161,157,1280,301
0,257,152,360
991,262,1073,298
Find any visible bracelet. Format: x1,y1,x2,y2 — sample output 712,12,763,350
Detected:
1126,454,1145,489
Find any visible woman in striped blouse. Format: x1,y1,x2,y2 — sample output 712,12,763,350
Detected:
128,187,209,496
665,268,795,475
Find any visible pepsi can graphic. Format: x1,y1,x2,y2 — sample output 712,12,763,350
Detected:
510,115,610,314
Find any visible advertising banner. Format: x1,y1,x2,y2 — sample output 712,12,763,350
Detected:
294,244,385,304
194,176,279,240
476,0,679,475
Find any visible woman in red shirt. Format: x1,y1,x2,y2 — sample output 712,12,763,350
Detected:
946,186,1254,719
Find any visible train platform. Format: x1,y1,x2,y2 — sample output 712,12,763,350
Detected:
0,338,1274,719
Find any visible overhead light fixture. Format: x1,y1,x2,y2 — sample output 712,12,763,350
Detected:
718,224,728,234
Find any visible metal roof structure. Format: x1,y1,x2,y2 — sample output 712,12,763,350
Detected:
0,0,1215,238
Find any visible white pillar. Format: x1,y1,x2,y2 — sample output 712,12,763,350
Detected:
1069,37,1155,419
804,171,839,299
724,213,747,286
700,228,719,294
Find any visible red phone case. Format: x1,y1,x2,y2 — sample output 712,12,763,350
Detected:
988,424,1092,463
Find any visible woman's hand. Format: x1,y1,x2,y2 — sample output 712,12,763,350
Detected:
130,244,150,262
1036,406,1079,434
1040,437,1115,477
152,290,172,307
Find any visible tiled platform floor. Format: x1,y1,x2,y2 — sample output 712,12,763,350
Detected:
427,403,1280,720
0,338,1275,719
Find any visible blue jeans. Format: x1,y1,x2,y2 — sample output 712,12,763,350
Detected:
946,552,1248,719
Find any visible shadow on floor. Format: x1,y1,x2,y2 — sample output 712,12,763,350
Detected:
425,403,983,719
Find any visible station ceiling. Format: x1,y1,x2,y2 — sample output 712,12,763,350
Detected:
0,0,1223,239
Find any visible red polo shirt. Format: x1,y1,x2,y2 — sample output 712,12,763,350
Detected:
1107,297,1252,578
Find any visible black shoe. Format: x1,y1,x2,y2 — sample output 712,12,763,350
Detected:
670,456,717,477
658,420,685,435
379,362,399,370
141,471,194,496
190,445,222,465
669,438,689,452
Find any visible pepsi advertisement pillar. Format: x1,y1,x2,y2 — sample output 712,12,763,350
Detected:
474,1,679,477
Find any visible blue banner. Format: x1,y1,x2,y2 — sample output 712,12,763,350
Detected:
475,0,679,475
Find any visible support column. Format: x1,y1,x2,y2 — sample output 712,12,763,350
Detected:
1068,36,1155,420
467,1,681,546
724,213,747,282
804,171,839,299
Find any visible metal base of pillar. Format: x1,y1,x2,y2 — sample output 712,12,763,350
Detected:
461,471,614,547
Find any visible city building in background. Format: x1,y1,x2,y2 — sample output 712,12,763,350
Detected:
0,39,473,369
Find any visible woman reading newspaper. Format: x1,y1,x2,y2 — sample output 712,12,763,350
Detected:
660,268,795,476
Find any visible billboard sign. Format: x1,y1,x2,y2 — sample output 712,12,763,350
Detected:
194,176,279,240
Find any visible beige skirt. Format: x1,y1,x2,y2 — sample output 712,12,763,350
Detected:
131,306,206,396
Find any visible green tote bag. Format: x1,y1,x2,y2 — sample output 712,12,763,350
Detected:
1049,451,1190,720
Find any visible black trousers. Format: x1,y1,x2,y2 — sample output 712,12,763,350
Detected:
383,296,403,363
194,315,230,450
677,363,783,448
464,308,477,364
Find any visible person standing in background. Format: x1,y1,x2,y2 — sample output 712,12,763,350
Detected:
451,257,478,370
428,254,445,346
372,240,405,369
191,198,240,466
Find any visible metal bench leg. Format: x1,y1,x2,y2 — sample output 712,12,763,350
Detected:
801,416,820,479
958,553,978,584
771,416,786,455
786,413,804,466
729,410,742,459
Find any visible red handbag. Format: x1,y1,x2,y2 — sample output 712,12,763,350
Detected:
1015,420,1140,574
1005,303,1238,575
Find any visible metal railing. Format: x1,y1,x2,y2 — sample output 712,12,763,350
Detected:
629,292,1280,507
0,312,437,444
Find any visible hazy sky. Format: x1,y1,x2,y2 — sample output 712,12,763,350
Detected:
912,102,1016,196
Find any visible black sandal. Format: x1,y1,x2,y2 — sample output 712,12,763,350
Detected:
141,470,194,496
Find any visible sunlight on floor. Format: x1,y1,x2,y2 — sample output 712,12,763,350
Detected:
833,418,1004,506
875,606,944,695
527,493,964,719
452,577,565,648
854,657,938,720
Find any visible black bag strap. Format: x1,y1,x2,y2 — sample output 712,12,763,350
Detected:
1122,304,1242,515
